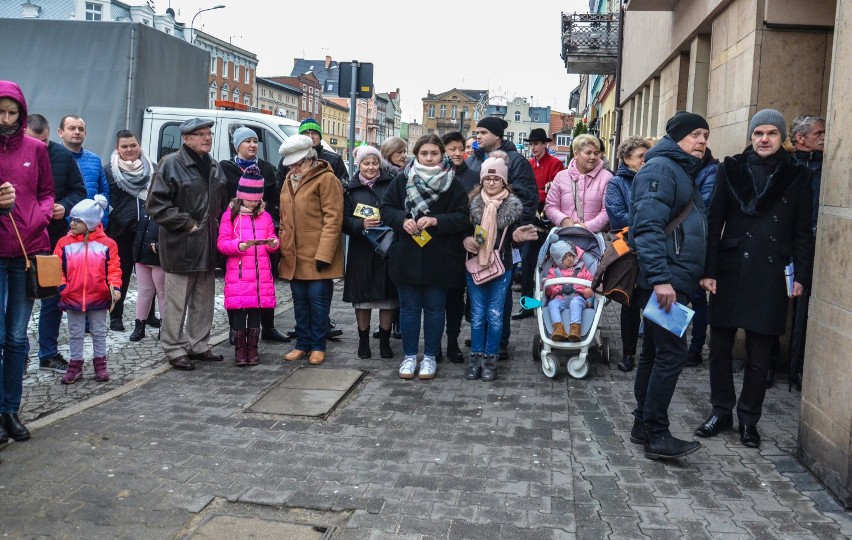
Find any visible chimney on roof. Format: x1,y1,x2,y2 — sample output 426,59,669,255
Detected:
325,56,332,68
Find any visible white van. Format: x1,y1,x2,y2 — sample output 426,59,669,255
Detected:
141,106,323,165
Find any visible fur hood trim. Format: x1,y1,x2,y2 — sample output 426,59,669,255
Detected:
723,150,808,216
470,193,523,229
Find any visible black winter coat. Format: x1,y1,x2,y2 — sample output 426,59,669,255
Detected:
219,158,280,227
466,140,538,224
705,148,814,335
342,171,397,303
132,209,160,266
46,141,86,248
105,166,148,240
454,161,480,194
629,135,707,295
380,173,470,289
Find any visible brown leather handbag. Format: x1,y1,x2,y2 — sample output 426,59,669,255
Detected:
9,215,62,299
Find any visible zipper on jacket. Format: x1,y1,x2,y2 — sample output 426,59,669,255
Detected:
82,240,88,311
673,226,681,256
238,259,242,279
252,218,261,305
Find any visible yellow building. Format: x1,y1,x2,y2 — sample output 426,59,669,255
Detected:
421,89,487,138
321,98,349,157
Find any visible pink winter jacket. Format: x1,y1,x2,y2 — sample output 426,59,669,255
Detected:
217,208,277,310
545,255,593,301
544,159,612,233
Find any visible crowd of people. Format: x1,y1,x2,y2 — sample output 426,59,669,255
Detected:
0,79,825,464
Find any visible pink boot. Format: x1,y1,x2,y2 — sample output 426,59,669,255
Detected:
93,356,109,382
61,360,84,384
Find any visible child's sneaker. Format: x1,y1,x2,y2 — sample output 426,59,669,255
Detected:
93,356,109,382
418,355,437,380
568,323,582,342
399,356,417,379
61,360,84,384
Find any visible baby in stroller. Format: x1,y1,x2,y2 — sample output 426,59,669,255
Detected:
545,240,594,342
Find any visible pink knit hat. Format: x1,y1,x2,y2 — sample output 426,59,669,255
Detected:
480,150,509,184
237,165,264,201
355,145,381,168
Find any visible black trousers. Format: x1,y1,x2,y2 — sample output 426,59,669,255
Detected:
709,325,774,424
789,286,810,376
111,231,136,321
620,300,642,356
445,285,465,341
231,308,261,330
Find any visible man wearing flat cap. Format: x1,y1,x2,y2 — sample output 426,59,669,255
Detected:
695,109,814,450
629,110,710,461
147,118,228,371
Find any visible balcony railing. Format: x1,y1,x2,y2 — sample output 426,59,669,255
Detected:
561,12,619,75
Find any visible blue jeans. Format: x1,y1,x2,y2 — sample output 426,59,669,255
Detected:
689,289,708,353
632,288,689,438
290,279,332,352
467,272,512,355
37,293,63,360
0,257,35,414
547,294,588,325
397,284,447,357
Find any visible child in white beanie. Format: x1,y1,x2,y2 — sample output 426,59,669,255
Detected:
545,240,594,342
54,194,122,384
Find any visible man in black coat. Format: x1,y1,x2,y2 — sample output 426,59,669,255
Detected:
695,109,814,449
26,114,86,373
629,111,709,461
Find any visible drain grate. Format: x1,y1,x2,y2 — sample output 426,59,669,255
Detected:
247,367,365,418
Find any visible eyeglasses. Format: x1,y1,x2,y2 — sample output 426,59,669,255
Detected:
189,131,214,139
482,177,504,184
290,157,311,169
70,217,84,225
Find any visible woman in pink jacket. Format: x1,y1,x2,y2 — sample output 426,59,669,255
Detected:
544,134,613,233
217,166,279,366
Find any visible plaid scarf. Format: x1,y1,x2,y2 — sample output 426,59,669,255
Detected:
403,156,455,218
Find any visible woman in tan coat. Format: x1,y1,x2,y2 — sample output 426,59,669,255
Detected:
278,135,344,365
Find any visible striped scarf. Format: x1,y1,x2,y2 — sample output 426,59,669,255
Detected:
403,156,455,218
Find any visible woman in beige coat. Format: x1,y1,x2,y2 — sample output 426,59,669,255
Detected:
278,135,344,365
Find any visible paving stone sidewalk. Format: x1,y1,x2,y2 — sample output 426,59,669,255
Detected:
1,277,850,539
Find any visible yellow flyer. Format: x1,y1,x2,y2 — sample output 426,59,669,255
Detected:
412,229,432,247
474,225,488,245
353,203,380,220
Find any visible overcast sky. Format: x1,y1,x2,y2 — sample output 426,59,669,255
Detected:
153,0,587,122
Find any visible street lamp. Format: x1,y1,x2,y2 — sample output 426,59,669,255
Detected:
190,4,225,44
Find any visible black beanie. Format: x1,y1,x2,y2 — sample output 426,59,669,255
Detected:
477,116,508,139
665,111,709,142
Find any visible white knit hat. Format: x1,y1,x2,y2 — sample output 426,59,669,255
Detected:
70,194,108,231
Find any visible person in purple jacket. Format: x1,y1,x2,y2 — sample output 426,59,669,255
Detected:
0,80,55,444
217,166,279,366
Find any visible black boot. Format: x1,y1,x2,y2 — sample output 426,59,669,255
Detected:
446,338,464,363
378,328,394,359
391,322,401,340
229,328,236,346
128,319,146,342
618,355,635,372
358,329,371,359
643,433,701,460
481,354,498,382
0,413,30,442
465,353,482,380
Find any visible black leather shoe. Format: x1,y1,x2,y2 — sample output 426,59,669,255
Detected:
739,423,761,448
685,350,703,367
146,315,161,329
287,329,297,339
694,414,733,437
499,344,509,360
391,323,401,340
327,328,343,339
644,434,701,460
446,340,464,363
0,422,8,445
188,350,224,362
168,355,195,371
0,413,30,442
629,420,646,444
435,348,443,363
464,338,471,347
617,355,635,372
261,327,291,342
109,318,125,332
511,308,533,320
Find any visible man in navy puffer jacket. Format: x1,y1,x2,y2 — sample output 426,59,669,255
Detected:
628,111,709,461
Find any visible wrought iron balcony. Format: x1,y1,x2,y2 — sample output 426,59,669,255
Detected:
561,12,619,75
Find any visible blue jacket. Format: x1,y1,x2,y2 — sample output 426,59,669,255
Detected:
604,163,635,231
793,150,822,234
695,150,718,209
629,135,707,295
70,148,110,227
466,139,538,224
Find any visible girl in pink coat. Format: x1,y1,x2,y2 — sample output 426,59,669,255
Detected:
217,166,279,366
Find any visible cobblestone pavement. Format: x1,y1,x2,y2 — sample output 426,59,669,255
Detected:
2,276,850,539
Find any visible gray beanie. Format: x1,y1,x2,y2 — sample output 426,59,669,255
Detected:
549,240,577,266
748,109,786,140
232,126,258,150
70,194,108,231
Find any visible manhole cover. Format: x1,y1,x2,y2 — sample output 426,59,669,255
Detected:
247,368,364,418
193,514,332,539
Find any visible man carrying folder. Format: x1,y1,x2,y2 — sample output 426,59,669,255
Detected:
629,111,710,461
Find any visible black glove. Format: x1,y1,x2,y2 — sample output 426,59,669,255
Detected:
316,260,330,271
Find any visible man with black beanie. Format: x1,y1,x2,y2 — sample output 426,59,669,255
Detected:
465,116,539,360
629,110,709,460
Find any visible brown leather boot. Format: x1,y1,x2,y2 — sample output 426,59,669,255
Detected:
551,322,570,342
246,328,260,365
568,323,582,342
234,329,248,366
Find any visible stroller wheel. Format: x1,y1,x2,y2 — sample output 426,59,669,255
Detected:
542,352,558,378
600,336,611,367
532,335,543,362
567,355,589,379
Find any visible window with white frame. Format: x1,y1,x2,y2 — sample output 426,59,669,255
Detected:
222,61,228,79
514,111,521,122
233,88,239,102
308,97,313,113
440,105,446,118
221,83,229,101
85,2,102,20
314,100,318,114
244,94,250,106
428,104,435,118
210,56,216,75
556,133,571,146
244,67,250,84
451,106,457,120
302,96,306,110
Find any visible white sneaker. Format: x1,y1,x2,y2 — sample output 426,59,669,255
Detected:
399,356,417,379
418,356,437,380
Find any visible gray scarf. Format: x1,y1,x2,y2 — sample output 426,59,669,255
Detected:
403,156,455,218
110,150,153,200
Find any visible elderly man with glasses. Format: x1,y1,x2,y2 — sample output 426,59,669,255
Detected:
147,118,228,371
